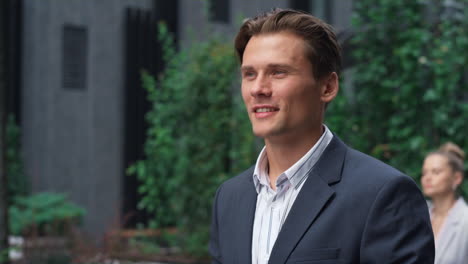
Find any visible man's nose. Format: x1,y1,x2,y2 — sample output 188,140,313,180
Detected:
250,74,272,97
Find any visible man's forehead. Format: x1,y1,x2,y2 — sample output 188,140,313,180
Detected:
248,32,305,47
243,33,307,58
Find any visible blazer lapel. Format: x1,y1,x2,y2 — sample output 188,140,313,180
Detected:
235,169,258,263
435,198,463,263
268,136,347,264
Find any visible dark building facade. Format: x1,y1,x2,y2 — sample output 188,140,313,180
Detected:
13,0,353,241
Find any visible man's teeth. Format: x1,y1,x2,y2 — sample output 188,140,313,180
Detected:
256,108,276,113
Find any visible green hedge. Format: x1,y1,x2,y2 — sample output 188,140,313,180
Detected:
6,114,28,199
327,0,468,195
131,1,468,256
9,192,85,236
127,23,257,256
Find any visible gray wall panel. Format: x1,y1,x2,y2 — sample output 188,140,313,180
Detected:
21,0,354,242
22,0,153,241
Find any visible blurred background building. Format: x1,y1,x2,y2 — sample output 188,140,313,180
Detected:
3,0,354,242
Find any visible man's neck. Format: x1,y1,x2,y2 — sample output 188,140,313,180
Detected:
264,127,324,188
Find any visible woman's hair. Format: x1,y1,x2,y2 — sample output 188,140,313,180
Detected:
430,142,465,174
234,8,342,80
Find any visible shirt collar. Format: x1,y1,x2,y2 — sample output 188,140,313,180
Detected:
252,125,334,193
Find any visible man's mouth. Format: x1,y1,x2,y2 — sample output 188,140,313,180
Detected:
252,106,279,118
255,107,278,113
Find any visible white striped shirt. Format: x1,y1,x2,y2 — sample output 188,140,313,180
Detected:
251,126,333,264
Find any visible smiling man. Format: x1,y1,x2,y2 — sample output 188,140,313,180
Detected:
209,9,435,264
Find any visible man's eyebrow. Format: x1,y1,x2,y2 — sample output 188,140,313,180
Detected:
240,65,254,72
240,64,296,71
267,63,294,69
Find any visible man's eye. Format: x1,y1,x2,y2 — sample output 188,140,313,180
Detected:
272,70,287,76
243,72,256,79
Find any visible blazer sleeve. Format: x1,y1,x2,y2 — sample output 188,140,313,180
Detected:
209,184,223,264
360,175,435,264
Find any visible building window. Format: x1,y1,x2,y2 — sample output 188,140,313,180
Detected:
62,24,88,90
209,0,230,23
290,0,332,23
313,0,332,22
290,0,311,13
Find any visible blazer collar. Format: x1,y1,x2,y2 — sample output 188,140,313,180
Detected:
236,166,258,263
313,134,346,185
435,198,468,262
268,135,347,264
445,198,467,225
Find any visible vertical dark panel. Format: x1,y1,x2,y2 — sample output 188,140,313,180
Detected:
208,0,230,23
290,0,311,13
153,0,179,72
62,25,88,90
1,0,22,260
0,0,9,261
123,8,148,227
123,1,178,227
324,0,333,23
154,0,178,42
5,0,22,124
295,0,333,23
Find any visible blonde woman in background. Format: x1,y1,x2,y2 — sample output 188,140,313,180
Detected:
421,142,468,264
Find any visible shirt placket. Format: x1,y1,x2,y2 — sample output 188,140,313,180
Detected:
265,182,289,260
258,187,273,263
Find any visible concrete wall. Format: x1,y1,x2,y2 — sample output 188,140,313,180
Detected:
178,0,289,48
20,0,354,241
21,0,153,241
177,0,354,99
178,0,353,47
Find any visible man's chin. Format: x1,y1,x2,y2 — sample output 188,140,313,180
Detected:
252,127,282,139
252,129,270,139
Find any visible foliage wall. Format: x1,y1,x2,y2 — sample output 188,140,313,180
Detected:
5,115,86,237
9,192,85,236
132,1,468,256
6,114,28,199
128,24,257,256
327,0,468,195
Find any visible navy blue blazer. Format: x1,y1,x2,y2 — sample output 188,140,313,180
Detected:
209,136,435,263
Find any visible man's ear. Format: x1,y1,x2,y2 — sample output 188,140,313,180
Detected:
320,72,339,103
454,171,463,187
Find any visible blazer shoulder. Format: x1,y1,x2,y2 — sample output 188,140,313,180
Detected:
339,146,423,201
345,147,408,181
457,199,468,226
218,165,255,193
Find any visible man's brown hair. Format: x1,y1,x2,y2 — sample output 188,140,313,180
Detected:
234,8,342,80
